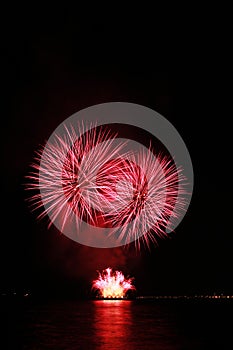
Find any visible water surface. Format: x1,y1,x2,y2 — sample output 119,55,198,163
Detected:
6,298,233,349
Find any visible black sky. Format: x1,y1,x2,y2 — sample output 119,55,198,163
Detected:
2,9,232,297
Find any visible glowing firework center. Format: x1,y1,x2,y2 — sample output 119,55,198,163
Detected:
35,103,193,248
92,268,135,299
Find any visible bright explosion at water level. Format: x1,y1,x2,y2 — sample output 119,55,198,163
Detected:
92,268,135,299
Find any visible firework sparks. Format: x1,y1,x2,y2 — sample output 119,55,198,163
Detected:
25,121,187,249
102,147,187,249
25,123,128,230
92,268,135,298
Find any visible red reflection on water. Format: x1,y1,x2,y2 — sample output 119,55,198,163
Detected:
93,300,133,349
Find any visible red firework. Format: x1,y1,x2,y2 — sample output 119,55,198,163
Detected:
25,122,186,249
26,123,128,229
92,268,135,298
103,148,187,249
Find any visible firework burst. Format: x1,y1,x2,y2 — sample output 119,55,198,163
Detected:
25,123,128,230
92,268,135,298
103,147,187,249
25,121,187,249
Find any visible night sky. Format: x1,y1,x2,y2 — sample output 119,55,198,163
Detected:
2,10,232,298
